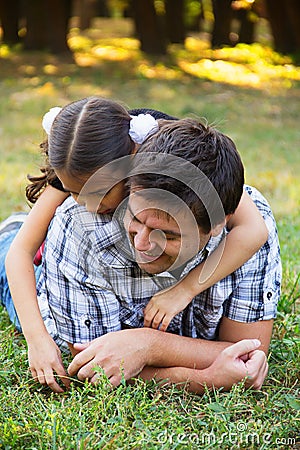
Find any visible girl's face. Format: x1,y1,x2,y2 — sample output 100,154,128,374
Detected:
55,169,125,214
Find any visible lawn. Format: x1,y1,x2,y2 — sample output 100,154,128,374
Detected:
0,18,299,449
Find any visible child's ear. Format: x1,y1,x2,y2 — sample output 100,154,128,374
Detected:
211,215,233,237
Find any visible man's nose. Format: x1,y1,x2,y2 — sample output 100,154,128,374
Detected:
133,227,152,251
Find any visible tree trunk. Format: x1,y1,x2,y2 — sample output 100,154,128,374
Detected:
211,0,233,48
285,0,300,51
165,0,185,44
132,0,166,55
24,0,72,55
74,0,98,30
265,0,300,54
96,0,110,17
24,0,47,50
237,9,255,45
0,0,20,44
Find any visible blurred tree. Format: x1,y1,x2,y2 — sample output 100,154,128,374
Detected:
96,0,110,17
73,0,110,30
233,1,255,44
265,0,300,54
211,0,232,47
73,0,98,30
1,0,299,58
0,0,20,44
132,0,166,54
165,0,185,44
211,0,258,48
24,0,72,54
185,0,204,32
0,0,72,55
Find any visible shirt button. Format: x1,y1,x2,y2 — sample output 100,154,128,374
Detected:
84,319,91,328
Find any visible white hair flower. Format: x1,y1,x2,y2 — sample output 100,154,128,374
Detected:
129,114,159,144
42,106,62,135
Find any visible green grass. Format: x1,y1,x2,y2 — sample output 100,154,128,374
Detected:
0,18,299,449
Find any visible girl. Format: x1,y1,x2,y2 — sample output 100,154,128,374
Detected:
4,96,267,392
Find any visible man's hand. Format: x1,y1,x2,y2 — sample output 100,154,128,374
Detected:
67,329,153,386
204,339,268,391
28,334,70,393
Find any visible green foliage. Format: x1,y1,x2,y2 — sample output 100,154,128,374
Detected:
0,308,299,448
0,19,299,449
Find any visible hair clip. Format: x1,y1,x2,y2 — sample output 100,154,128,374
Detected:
42,107,62,135
129,114,159,144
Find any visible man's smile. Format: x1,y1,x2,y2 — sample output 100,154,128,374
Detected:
136,249,162,262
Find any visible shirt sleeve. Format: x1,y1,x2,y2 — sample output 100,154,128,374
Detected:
37,201,121,345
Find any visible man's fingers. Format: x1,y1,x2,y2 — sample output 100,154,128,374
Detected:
73,342,90,351
68,348,94,376
245,350,268,389
225,339,261,358
76,363,97,381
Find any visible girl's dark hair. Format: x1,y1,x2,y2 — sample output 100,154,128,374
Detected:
49,96,134,177
26,97,177,204
26,141,57,203
26,97,133,203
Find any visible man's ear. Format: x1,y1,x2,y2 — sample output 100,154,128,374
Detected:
211,215,233,237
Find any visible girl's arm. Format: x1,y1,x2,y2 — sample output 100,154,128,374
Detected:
5,185,69,392
144,191,268,331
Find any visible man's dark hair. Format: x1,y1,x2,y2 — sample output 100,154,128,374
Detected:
129,118,244,234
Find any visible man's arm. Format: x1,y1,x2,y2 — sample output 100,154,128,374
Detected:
68,332,268,392
68,328,231,384
138,339,268,393
140,319,272,392
218,317,274,354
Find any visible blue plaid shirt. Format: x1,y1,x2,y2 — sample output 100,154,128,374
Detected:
37,185,281,346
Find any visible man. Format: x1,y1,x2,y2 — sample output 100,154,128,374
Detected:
1,119,280,393
39,118,279,393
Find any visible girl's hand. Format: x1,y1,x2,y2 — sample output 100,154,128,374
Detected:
144,284,194,331
27,334,70,393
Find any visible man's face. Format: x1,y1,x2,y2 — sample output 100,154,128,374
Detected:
125,190,211,274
